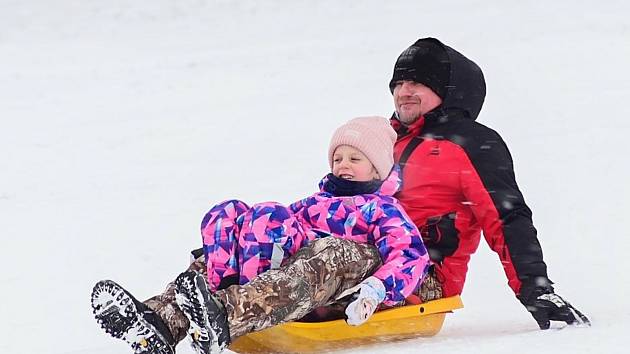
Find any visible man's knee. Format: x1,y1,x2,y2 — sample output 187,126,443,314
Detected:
309,236,347,249
307,238,381,270
309,237,374,255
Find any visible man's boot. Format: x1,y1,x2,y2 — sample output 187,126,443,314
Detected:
174,271,231,354
91,280,176,354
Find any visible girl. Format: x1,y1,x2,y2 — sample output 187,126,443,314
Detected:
91,116,431,354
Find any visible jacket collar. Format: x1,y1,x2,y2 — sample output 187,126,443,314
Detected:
317,165,402,197
390,114,425,139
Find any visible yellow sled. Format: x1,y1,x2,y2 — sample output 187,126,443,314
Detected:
229,295,463,353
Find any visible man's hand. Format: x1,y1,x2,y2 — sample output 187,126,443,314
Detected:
338,276,386,326
518,277,591,330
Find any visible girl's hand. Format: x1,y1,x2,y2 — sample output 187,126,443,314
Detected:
339,276,386,326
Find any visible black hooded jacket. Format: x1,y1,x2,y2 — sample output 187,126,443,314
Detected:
391,38,548,297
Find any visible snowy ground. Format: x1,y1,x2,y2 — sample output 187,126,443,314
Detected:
1,1,629,353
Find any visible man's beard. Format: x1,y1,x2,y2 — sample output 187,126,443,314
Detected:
396,109,421,125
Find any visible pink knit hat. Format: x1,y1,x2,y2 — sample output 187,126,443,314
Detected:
328,116,397,180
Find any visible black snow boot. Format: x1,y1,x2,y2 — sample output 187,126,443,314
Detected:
174,271,231,354
91,280,176,354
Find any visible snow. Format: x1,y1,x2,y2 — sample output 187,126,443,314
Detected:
1,0,629,353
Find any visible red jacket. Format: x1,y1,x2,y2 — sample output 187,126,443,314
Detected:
391,42,549,298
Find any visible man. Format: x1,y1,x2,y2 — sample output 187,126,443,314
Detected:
388,37,590,330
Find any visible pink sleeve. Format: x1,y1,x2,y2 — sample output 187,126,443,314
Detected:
371,202,431,305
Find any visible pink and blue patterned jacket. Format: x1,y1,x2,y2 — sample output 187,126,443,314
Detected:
202,167,430,305
286,167,430,305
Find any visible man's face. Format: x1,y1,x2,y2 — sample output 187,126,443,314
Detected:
393,81,443,125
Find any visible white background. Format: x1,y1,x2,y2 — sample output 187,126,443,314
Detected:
1,1,629,353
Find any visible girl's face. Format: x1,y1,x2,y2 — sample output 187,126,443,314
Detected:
332,145,380,182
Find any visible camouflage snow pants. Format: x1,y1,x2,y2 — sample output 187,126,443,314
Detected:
215,236,382,338
143,237,382,344
143,257,206,343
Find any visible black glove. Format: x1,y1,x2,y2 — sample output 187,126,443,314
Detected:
518,277,591,330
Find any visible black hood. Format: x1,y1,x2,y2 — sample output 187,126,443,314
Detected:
390,38,487,121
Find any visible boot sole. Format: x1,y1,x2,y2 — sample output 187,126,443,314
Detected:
91,280,174,354
175,272,225,354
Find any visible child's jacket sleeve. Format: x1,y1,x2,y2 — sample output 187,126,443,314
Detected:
288,198,307,214
371,201,430,305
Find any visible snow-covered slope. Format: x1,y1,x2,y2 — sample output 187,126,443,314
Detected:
1,1,628,353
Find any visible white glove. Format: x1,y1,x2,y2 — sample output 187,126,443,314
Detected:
337,276,386,326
